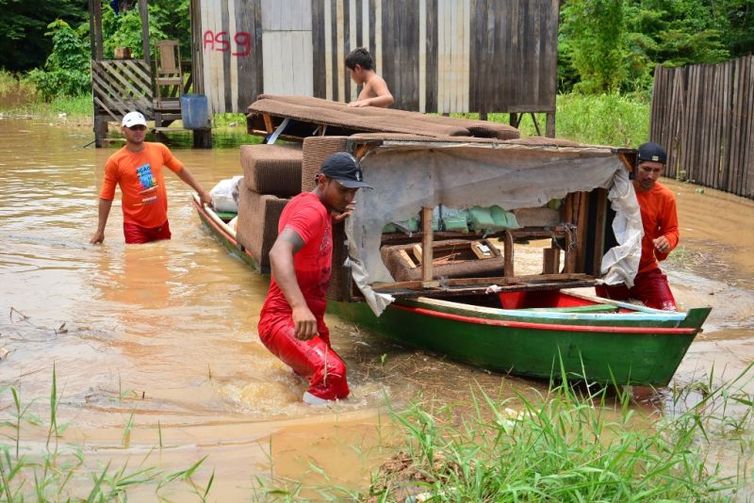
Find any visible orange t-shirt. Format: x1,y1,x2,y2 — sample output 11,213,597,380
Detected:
635,181,679,274
99,142,184,228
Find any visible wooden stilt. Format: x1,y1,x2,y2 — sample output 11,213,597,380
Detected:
421,207,434,286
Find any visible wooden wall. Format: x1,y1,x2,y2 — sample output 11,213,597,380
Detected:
651,56,754,199
192,0,558,115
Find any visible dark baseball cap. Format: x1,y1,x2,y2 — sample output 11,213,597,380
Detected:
637,142,667,164
320,152,373,189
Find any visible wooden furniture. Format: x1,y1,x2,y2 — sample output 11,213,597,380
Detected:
153,40,183,131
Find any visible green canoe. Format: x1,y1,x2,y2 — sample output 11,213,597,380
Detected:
194,193,709,386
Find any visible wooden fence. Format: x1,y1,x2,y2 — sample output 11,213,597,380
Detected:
651,56,754,199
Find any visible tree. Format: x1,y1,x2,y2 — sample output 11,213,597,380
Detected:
560,0,629,93
718,0,754,57
0,0,87,72
26,20,91,100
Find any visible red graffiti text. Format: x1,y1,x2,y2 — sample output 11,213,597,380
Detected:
203,30,251,57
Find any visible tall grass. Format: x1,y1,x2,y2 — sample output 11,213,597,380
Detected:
362,368,753,502
0,70,39,110
458,92,650,147
553,93,650,146
0,70,91,119
0,369,214,501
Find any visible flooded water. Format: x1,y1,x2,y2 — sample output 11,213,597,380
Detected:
1,118,753,499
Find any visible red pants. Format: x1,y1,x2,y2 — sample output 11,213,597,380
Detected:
257,315,349,401
596,267,677,311
123,220,172,244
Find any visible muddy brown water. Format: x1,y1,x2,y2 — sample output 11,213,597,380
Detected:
0,118,752,499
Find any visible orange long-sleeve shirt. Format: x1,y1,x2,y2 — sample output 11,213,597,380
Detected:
635,181,679,274
99,142,184,228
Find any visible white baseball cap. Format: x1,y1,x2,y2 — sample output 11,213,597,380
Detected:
121,111,147,128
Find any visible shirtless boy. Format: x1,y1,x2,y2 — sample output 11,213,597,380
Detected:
345,47,394,108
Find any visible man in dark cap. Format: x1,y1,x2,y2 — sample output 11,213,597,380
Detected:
257,152,373,404
597,142,679,310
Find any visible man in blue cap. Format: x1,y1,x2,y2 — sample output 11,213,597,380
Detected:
598,142,679,310
258,152,373,404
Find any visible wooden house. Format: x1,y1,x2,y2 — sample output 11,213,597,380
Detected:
88,0,559,146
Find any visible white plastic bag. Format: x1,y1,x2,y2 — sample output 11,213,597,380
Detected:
210,176,243,212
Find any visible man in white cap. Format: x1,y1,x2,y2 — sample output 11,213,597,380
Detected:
258,152,373,404
90,111,212,244
597,141,679,310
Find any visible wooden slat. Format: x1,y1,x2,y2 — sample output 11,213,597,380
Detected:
421,206,434,283
92,95,121,121
94,62,152,106
503,230,514,277
576,191,589,271
91,73,147,115
373,273,594,298
739,56,754,198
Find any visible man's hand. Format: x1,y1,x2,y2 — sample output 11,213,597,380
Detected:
90,230,105,245
347,100,369,108
332,202,356,223
198,190,213,207
653,236,671,254
292,305,318,340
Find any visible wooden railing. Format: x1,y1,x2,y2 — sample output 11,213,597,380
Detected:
91,59,154,120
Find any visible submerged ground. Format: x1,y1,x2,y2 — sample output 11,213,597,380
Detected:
0,118,752,499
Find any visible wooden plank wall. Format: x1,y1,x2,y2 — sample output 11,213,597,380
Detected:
194,0,263,114
194,0,558,115
651,55,754,199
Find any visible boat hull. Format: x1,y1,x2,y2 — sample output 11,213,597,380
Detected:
330,298,710,386
192,194,265,272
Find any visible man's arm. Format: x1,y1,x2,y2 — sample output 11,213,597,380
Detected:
90,198,113,244
268,228,318,340
653,197,680,260
175,167,212,206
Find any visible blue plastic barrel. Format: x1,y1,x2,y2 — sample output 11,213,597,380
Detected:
180,94,210,129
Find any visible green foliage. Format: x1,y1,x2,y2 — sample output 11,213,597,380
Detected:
721,0,754,57
559,0,739,94
628,0,729,67
101,3,167,59
561,0,629,93
0,0,86,72
553,92,650,146
26,20,91,101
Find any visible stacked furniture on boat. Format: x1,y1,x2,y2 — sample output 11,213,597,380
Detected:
239,95,521,290
192,95,711,387
236,144,301,273
239,95,630,303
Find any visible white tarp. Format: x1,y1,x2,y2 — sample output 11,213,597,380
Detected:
344,142,642,315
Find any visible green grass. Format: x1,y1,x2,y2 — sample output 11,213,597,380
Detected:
255,366,753,502
454,92,650,147
0,369,214,501
360,369,753,502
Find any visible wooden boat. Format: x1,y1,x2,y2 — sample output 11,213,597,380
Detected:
191,195,261,271
192,95,711,386
193,192,710,387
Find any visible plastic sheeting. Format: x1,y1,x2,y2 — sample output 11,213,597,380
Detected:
344,142,643,316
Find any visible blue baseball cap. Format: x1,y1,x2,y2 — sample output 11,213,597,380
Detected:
320,152,373,189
